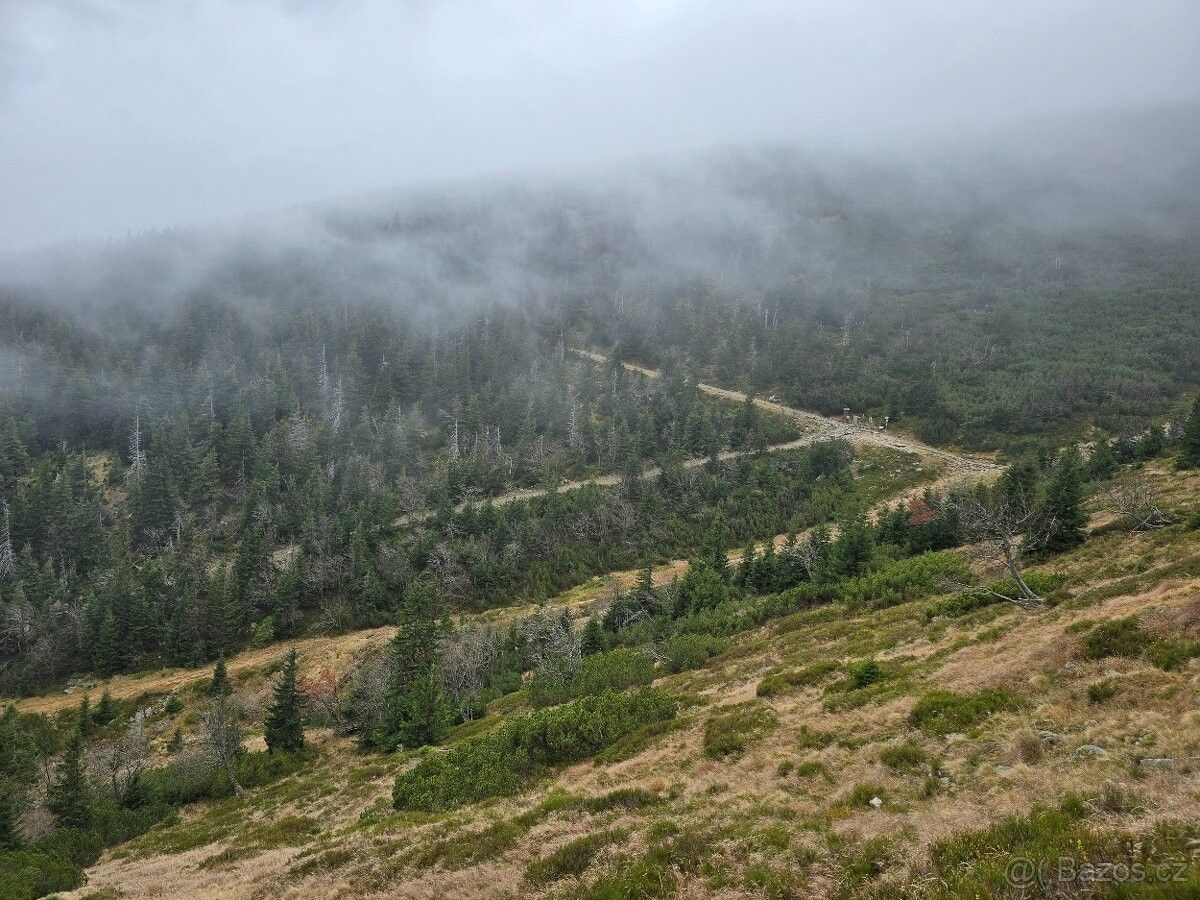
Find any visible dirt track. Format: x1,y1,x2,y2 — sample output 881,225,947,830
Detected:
393,350,999,526
13,353,1002,716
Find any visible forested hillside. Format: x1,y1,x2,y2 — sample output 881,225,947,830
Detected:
1,116,1199,690
1,116,1200,899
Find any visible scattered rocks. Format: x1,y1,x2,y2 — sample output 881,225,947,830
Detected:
995,764,1015,775
1038,730,1063,745
945,733,965,744
1138,757,1176,770
1069,744,1109,761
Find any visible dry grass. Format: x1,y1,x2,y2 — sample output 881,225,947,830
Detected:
47,465,1200,897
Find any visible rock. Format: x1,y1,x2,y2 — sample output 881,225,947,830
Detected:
945,733,965,744
1038,730,1063,745
1069,744,1109,761
868,797,883,809
1138,757,1176,770
995,765,1015,775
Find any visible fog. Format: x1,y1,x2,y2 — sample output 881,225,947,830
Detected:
3,0,1199,253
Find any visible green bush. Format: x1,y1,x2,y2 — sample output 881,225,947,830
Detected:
1145,639,1200,671
840,551,968,609
703,703,777,758
526,829,626,884
1082,617,1152,660
393,689,676,812
926,572,1068,620
0,848,85,900
31,827,103,869
843,783,888,808
895,800,1200,899
662,633,729,673
879,742,928,772
142,749,309,806
849,659,884,688
528,649,655,708
1087,680,1117,704
582,787,665,813
908,689,1025,736
755,660,840,697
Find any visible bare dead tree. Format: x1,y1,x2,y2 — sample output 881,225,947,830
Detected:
785,534,825,581
948,490,1051,609
344,652,394,739
51,597,86,654
439,626,499,722
298,667,343,729
89,716,150,805
200,692,244,796
520,612,582,684
0,499,14,579
1100,476,1171,533
2,598,37,654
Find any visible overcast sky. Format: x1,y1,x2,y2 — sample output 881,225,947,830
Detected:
2,0,1198,253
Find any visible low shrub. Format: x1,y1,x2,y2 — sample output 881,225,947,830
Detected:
755,660,839,697
879,742,927,772
393,689,676,812
1145,639,1200,671
894,799,1200,899
849,659,884,688
528,649,655,708
526,829,627,884
1014,731,1044,764
1082,617,1152,660
926,572,1068,620
662,634,730,673
582,787,665,813
703,703,777,758
840,551,968,609
412,819,526,869
1087,679,1117,704
0,847,86,900
908,689,1025,736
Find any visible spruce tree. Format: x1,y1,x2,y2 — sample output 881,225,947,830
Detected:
1178,397,1200,469
48,730,90,830
0,783,20,850
1041,446,1087,553
1087,438,1117,480
95,607,122,676
209,657,230,698
390,669,450,749
580,617,608,655
1139,424,1166,461
703,513,729,580
93,691,116,726
77,694,92,736
738,540,757,588
264,649,306,753
635,562,654,598
272,563,302,639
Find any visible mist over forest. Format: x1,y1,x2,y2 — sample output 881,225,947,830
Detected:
3,104,1199,454
2,5,1200,899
